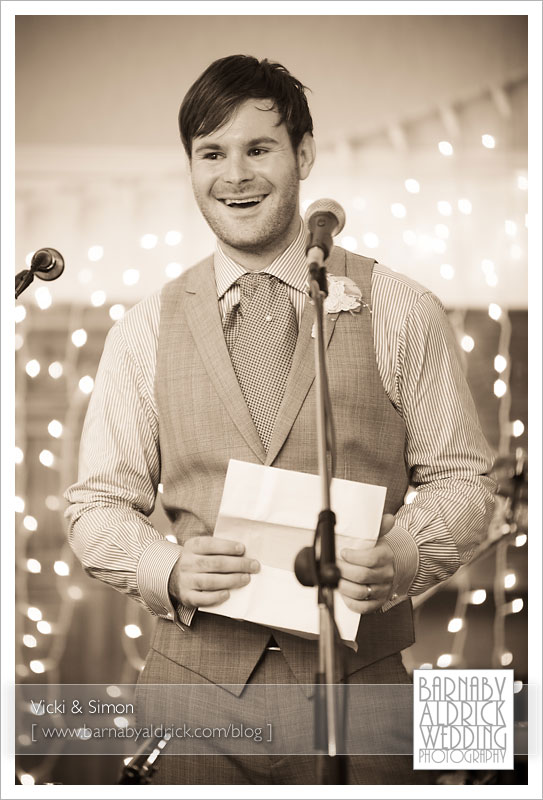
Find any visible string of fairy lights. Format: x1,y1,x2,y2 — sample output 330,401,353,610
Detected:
410,292,527,678
15,91,528,785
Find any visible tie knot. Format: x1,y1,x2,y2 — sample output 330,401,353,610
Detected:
237,272,274,301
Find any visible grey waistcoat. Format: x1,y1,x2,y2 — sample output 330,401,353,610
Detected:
152,246,414,694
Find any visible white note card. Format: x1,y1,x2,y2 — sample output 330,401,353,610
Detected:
200,460,386,646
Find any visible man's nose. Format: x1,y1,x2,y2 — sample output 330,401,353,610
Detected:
222,153,254,184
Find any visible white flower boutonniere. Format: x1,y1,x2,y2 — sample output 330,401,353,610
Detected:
311,274,370,337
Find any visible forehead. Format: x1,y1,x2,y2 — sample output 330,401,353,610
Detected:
193,98,287,148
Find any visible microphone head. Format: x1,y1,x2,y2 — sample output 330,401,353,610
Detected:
304,198,346,236
30,248,65,281
31,249,54,272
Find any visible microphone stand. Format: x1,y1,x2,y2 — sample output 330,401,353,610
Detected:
118,733,171,784
15,268,37,299
295,246,347,784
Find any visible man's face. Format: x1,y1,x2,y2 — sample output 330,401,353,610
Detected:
190,99,315,268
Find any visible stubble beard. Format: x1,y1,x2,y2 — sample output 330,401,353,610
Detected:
195,174,301,258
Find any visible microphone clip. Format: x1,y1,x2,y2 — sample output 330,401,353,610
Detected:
306,245,329,296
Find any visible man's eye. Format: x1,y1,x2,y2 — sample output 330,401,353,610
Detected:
203,152,222,160
249,148,267,156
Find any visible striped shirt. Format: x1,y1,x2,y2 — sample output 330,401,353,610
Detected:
65,225,496,626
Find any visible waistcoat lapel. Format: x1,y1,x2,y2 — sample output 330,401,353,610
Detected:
265,246,347,465
183,258,267,462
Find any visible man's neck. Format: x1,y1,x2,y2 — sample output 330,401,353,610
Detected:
218,219,303,271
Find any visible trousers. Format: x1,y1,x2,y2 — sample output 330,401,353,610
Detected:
138,644,434,785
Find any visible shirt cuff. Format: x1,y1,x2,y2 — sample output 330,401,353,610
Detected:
382,525,419,599
137,539,184,620
175,603,197,628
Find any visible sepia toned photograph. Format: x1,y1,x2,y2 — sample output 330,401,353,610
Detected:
5,4,540,795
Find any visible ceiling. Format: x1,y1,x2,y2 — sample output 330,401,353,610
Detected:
16,14,527,149
14,13,529,309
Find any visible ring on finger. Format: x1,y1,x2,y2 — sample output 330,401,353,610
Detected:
365,584,373,601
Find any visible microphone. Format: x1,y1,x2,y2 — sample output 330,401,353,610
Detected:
30,248,65,281
304,199,346,263
15,248,65,299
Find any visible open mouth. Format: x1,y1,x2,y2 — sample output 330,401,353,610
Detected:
218,195,267,209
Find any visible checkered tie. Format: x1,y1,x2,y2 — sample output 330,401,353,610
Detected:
223,273,298,450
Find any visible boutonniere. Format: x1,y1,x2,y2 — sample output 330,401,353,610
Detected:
311,274,370,338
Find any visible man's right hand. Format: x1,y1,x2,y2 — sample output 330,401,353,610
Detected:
168,536,260,609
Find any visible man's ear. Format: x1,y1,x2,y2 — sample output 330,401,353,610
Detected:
297,133,316,181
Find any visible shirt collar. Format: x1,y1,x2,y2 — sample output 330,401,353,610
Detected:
214,220,307,299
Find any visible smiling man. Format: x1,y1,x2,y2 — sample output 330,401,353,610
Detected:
65,55,495,785
189,98,313,268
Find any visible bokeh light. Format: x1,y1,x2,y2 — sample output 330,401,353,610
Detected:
165,230,183,246
79,376,95,394
404,178,420,193
48,420,63,438
39,450,55,467
390,203,407,218
48,362,63,379
512,420,524,437
109,304,125,321
88,245,104,261
341,236,358,251
362,233,379,249
140,234,158,249
15,305,26,323
35,287,52,310
25,359,41,378
91,290,107,307
71,329,88,347
165,262,184,279
494,355,507,373
123,269,140,286
438,141,454,156
461,335,475,352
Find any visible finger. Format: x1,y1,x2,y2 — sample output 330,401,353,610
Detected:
340,544,392,569
191,572,252,592
187,554,260,574
338,578,376,602
341,595,384,615
186,536,247,556
338,562,385,585
185,589,232,608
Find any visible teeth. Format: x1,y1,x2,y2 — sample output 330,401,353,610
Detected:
222,196,265,206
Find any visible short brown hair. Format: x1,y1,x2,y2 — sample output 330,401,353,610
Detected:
179,54,313,157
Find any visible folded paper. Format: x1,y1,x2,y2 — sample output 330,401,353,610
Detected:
200,459,386,646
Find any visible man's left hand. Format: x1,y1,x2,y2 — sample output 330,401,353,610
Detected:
338,513,396,614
